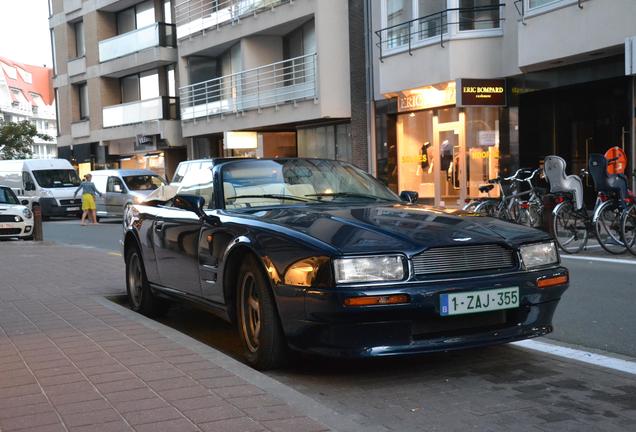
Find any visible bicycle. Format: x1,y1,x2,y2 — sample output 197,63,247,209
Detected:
516,168,546,228
546,154,629,254
467,169,533,222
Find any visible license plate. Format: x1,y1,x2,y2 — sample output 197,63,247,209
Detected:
0,223,14,228
67,207,80,211
440,287,519,316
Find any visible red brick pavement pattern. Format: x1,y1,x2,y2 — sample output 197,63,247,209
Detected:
0,243,330,432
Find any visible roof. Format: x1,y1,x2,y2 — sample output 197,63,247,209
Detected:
89,169,161,176
0,56,54,107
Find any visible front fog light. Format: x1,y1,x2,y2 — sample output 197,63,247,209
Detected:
25,226,32,233
520,241,558,269
334,255,405,284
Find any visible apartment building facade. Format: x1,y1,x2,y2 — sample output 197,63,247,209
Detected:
0,57,58,159
371,0,636,207
50,0,371,179
175,0,369,170
49,0,183,179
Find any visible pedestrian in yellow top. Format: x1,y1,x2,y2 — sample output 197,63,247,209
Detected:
74,173,102,225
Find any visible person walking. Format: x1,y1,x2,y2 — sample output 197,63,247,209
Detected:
74,173,102,225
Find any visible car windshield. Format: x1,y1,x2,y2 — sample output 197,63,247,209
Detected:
123,175,165,191
32,169,81,188
0,187,19,205
222,159,400,209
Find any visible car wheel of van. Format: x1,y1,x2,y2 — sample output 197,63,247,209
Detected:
126,246,169,318
237,255,287,370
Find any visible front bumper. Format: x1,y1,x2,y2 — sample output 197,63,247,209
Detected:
0,221,34,238
39,198,81,217
278,267,568,358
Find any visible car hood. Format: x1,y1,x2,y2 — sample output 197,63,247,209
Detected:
234,203,551,255
0,203,26,214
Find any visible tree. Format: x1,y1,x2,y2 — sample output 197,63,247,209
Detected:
0,120,53,160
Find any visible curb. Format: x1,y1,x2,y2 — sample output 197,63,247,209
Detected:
94,296,379,432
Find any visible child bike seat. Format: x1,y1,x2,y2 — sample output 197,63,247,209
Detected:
588,154,629,201
544,155,584,210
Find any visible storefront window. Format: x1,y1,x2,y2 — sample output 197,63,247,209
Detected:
465,107,500,198
397,111,435,203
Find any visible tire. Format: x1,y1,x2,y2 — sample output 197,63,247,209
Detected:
125,246,169,317
236,255,287,370
552,201,587,254
593,200,626,255
475,200,498,217
620,205,636,256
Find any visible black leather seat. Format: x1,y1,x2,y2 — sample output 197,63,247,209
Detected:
478,184,495,194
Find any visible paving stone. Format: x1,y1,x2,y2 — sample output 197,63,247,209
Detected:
133,418,200,432
61,408,122,428
0,411,60,431
121,406,183,426
182,403,244,423
262,417,330,432
199,417,266,432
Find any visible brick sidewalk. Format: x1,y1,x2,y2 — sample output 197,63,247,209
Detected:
0,243,334,432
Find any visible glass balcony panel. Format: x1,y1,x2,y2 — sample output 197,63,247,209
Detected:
175,0,292,39
103,97,177,127
180,53,317,121
99,23,175,63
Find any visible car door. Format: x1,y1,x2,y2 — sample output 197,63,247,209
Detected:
92,175,108,216
105,176,127,216
153,165,216,297
153,202,203,296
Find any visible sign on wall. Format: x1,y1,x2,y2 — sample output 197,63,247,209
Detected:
456,79,506,107
397,81,457,113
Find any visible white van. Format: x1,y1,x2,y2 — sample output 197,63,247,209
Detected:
0,159,82,218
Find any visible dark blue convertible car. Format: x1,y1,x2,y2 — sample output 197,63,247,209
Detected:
123,158,568,369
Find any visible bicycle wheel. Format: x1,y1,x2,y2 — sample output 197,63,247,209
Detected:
552,201,588,254
593,200,626,254
620,204,636,256
518,204,541,228
462,200,480,213
474,200,498,217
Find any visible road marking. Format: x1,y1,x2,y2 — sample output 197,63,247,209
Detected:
561,255,636,265
108,252,122,257
512,339,636,376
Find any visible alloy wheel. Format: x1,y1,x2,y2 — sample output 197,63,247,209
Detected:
127,253,143,309
240,272,261,353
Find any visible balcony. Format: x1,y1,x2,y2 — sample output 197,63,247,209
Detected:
175,0,292,40
102,97,179,128
71,120,90,138
180,53,317,121
99,23,176,63
376,3,504,59
68,57,86,77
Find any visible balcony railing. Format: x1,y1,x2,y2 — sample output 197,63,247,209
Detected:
180,53,317,121
376,4,504,60
103,96,179,128
175,0,293,40
99,23,176,63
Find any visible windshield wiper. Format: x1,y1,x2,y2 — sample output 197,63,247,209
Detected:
226,194,316,203
306,192,395,202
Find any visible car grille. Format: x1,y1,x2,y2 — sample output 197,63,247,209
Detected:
60,199,80,206
411,244,516,276
0,228,21,235
0,215,20,222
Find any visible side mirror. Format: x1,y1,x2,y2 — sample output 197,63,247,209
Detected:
400,191,419,204
113,184,123,193
174,194,206,218
21,200,29,206
25,183,35,191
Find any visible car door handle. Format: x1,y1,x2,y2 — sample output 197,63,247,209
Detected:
155,222,164,231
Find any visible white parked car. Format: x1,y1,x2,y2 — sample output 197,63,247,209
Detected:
0,186,34,240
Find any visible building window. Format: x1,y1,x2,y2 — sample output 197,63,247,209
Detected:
77,83,89,120
117,0,155,34
459,0,500,31
167,65,176,97
164,0,173,24
528,0,560,9
120,69,160,102
74,21,85,57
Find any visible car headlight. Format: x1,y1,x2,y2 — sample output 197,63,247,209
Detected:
334,255,406,284
520,241,559,269
22,208,32,219
40,189,54,198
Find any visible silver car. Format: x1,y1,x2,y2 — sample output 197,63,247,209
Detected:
91,169,166,219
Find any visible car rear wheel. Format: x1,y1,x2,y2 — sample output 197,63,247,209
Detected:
237,255,287,370
126,246,169,318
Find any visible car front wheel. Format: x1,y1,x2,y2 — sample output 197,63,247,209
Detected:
237,255,287,370
126,246,169,317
